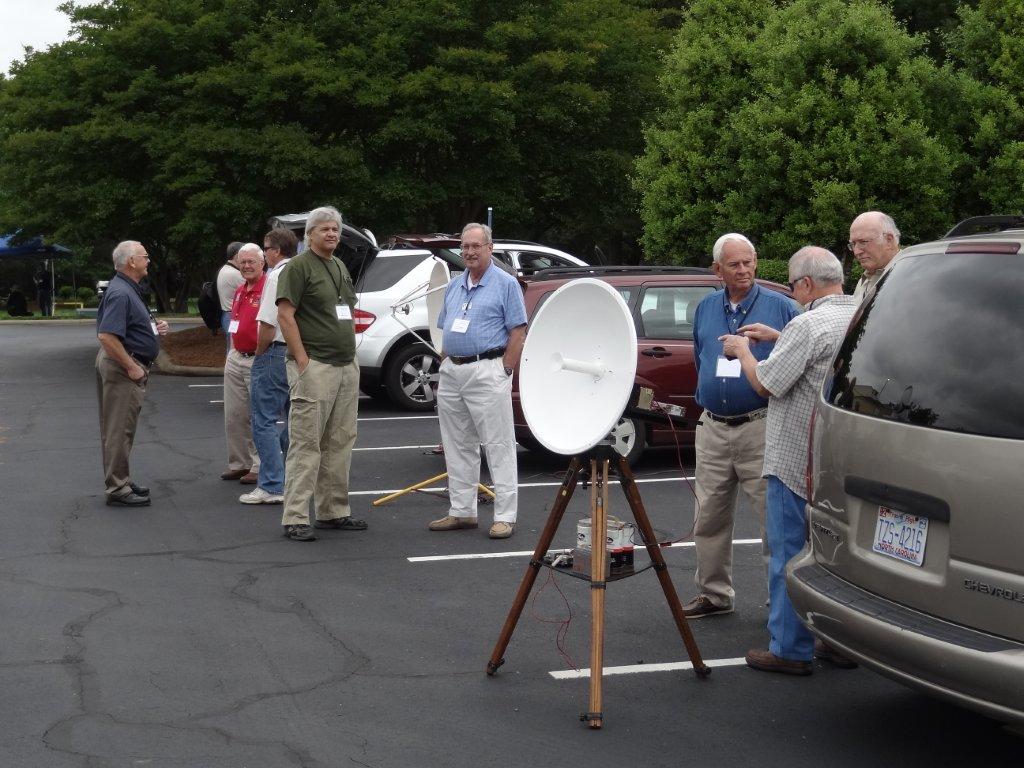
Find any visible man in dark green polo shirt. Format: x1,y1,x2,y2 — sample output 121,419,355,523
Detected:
275,206,368,541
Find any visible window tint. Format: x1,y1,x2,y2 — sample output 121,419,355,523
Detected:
828,252,1024,440
359,254,430,292
639,286,713,340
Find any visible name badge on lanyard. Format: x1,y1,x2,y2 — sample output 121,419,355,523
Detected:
228,319,240,334
336,304,352,321
451,317,470,333
151,321,159,336
716,355,742,378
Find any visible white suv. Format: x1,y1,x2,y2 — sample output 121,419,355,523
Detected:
356,237,587,410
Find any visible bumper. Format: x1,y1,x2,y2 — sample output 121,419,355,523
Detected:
787,551,1024,726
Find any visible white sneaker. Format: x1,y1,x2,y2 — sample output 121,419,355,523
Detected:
239,487,283,505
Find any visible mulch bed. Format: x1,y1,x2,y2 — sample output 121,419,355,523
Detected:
161,326,227,368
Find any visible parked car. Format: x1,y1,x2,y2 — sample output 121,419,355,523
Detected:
387,234,588,275
787,215,1024,726
511,266,792,464
267,211,378,285
355,235,587,410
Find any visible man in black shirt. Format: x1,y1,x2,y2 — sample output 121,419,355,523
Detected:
95,240,169,506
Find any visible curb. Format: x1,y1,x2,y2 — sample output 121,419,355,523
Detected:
154,349,224,377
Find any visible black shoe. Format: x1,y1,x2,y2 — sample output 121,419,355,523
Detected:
681,595,734,619
283,524,316,541
129,482,150,497
313,517,368,531
106,492,151,507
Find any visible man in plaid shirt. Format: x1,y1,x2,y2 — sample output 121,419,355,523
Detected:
720,246,859,676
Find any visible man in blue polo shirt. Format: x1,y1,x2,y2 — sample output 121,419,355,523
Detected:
95,240,169,507
683,233,800,618
429,223,528,539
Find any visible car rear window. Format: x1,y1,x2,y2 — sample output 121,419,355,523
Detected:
827,251,1024,440
359,254,430,293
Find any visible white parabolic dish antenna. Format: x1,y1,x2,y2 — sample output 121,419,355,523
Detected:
425,259,447,352
519,278,638,456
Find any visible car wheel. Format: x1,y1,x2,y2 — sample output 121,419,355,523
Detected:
608,415,645,467
384,342,440,411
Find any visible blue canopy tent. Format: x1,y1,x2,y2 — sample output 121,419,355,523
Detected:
0,234,73,317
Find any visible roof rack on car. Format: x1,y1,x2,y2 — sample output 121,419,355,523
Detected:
944,215,1024,239
527,265,714,280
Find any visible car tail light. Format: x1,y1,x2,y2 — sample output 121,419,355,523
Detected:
353,309,375,333
805,406,817,503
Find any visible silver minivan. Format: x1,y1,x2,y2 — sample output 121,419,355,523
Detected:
787,216,1024,726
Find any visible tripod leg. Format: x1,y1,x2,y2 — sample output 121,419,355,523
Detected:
487,457,582,675
583,457,610,729
617,456,710,677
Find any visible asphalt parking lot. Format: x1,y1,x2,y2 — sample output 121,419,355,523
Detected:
1,322,1020,767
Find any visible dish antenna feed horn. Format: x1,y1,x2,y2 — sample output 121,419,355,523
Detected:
485,279,709,729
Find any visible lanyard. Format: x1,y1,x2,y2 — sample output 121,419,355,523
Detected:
724,289,760,329
318,256,343,301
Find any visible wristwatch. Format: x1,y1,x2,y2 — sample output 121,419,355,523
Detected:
504,365,514,376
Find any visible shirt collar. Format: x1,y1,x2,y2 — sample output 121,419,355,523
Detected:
722,282,759,312
462,262,495,290
113,270,146,299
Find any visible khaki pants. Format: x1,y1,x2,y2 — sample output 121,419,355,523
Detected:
95,349,147,499
281,358,359,526
693,415,769,608
224,349,259,473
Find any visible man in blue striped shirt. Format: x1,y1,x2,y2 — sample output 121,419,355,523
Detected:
683,233,800,619
430,223,528,539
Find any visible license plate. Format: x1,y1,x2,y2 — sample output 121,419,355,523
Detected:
872,506,928,567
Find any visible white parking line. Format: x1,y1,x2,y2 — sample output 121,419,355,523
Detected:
354,444,439,452
209,400,224,404
188,383,223,388
407,538,761,563
549,656,747,679
356,474,695,498
358,415,438,422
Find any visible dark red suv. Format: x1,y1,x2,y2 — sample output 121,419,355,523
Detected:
512,266,791,464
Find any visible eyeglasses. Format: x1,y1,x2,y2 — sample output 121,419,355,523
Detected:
462,242,490,252
787,275,808,291
847,234,883,253
263,245,279,252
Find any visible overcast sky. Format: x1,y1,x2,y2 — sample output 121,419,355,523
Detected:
1,0,74,75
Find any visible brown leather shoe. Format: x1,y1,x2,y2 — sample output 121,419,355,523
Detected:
238,471,258,485
745,648,812,676
428,515,478,531
220,468,249,481
814,639,858,669
681,595,733,619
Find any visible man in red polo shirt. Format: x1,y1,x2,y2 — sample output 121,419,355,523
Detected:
221,243,265,484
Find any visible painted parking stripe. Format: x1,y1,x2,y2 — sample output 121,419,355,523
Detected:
358,415,438,422
549,656,746,680
209,399,224,404
408,538,761,563
354,444,439,452
357,474,695,499
188,383,223,387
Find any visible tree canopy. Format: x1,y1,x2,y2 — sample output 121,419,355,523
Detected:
634,0,994,265
0,0,672,307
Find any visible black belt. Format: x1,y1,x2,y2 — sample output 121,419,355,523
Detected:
271,341,287,347
704,408,767,427
129,353,152,368
235,350,255,358
449,347,506,365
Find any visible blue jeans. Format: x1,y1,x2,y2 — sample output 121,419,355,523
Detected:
250,345,290,494
221,310,232,350
766,475,813,661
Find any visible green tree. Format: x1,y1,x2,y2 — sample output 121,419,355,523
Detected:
0,0,671,308
945,0,1024,215
636,0,974,266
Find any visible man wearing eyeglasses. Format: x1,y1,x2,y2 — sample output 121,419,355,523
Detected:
683,233,800,619
95,241,169,507
429,222,527,539
848,211,901,301
718,246,859,675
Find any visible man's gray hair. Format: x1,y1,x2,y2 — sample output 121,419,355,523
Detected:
712,232,756,263
237,242,264,261
789,246,844,285
859,210,901,244
304,206,343,237
112,240,140,269
461,222,492,244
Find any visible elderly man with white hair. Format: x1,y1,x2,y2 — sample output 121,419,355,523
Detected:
719,246,859,674
682,232,800,619
221,243,265,485
849,211,901,301
95,240,169,506
275,206,367,541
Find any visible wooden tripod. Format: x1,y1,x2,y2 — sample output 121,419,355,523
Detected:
486,447,710,729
